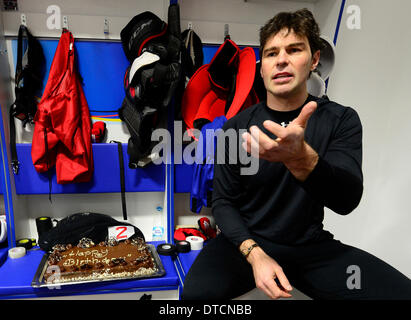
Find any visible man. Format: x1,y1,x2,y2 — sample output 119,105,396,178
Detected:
182,9,411,300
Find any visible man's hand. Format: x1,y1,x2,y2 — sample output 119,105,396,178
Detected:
241,101,319,181
246,246,293,299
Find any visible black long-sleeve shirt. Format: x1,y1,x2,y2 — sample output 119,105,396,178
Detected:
212,95,363,247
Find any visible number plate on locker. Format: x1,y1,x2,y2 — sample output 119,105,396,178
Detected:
108,226,135,240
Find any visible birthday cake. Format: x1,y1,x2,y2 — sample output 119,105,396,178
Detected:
43,237,157,284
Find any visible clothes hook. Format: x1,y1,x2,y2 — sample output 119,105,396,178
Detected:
188,21,193,30
104,18,109,35
20,14,27,26
224,23,230,40
62,15,68,29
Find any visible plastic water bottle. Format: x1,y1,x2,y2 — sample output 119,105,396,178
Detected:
152,205,164,241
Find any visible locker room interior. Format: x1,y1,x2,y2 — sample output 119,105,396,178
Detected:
0,0,409,300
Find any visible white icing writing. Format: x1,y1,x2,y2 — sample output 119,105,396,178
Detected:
62,258,103,267
61,248,110,266
72,248,108,259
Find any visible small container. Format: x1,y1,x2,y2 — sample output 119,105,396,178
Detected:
152,205,164,241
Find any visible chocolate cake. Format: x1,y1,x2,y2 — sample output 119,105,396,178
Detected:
43,237,157,284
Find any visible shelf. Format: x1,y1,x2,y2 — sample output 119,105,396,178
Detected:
14,143,165,194
0,241,179,299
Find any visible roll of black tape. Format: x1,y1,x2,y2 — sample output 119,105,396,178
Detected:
176,240,191,253
35,216,53,237
157,243,177,256
16,238,33,250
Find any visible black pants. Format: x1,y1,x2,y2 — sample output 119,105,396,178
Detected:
181,234,411,300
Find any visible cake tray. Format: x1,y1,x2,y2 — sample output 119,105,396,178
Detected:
31,244,166,288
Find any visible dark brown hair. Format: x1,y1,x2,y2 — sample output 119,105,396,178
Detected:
259,8,324,58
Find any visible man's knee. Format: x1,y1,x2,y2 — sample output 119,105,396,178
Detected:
181,284,208,300
181,273,254,300
181,277,229,300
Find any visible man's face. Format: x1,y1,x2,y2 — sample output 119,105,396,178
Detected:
260,28,320,100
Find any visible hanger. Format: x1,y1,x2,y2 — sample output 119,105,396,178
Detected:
224,23,230,41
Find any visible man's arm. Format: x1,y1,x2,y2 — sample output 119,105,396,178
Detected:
212,122,293,299
297,107,363,215
242,101,318,180
212,136,253,246
242,240,293,299
283,141,319,181
243,101,363,215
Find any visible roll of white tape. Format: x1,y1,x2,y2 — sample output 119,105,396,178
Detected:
0,217,7,243
8,247,26,259
186,236,204,250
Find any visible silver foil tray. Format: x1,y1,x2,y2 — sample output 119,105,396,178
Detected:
31,244,166,288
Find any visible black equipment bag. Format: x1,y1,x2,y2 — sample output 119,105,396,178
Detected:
38,212,145,252
118,4,182,168
9,24,45,174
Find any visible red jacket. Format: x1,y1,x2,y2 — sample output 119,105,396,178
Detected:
31,29,93,184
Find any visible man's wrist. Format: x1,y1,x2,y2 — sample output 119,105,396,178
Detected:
239,239,258,258
285,142,319,181
245,245,265,264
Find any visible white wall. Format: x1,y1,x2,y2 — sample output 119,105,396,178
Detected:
325,0,411,278
180,0,320,46
2,0,169,39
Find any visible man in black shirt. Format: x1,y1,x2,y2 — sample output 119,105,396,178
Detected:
182,9,411,300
